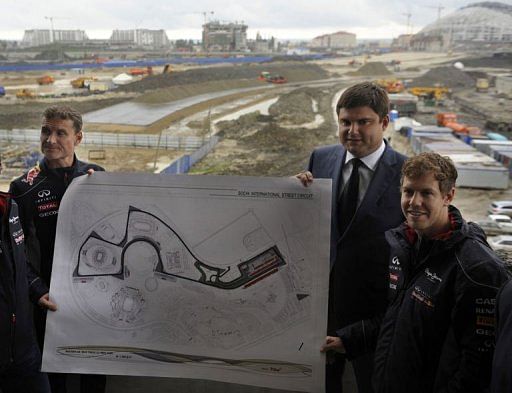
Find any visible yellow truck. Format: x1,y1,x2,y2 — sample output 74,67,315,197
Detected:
16,89,36,99
408,86,450,101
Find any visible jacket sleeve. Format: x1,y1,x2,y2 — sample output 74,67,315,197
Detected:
336,313,384,360
440,264,508,393
307,150,316,172
8,181,42,274
27,260,49,304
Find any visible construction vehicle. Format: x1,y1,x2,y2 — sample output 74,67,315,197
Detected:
445,121,483,137
258,71,270,81
16,89,36,99
348,59,362,67
36,75,54,85
436,112,458,127
70,77,97,89
476,78,489,92
267,75,287,84
88,81,111,93
376,79,405,94
129,66,153,76
408,86,450,101
258,72,287,84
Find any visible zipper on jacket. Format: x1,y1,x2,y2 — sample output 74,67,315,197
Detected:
9,313,15,363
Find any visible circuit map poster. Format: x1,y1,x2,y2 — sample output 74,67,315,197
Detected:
42,173,331,392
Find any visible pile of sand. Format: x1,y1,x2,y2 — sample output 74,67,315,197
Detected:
450,52,512,69
410,66,475,89
348,62,392,76
117,63,329,94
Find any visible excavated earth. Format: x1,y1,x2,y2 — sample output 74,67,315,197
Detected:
190,85,342,176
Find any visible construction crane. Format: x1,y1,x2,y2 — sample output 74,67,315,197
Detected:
424,4,445,20
192,11,214,24
44,16,70,43
402,12,412,35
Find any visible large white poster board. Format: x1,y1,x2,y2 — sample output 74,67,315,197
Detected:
42,173,331,392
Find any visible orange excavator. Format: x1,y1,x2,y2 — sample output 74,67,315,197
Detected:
36,75,54,85
129,66,153,76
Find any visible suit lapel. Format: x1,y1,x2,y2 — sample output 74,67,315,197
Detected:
350,146,398,230
328,146,345,200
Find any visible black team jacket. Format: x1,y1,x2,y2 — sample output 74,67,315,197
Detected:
338,206,509,393
0,192,48,370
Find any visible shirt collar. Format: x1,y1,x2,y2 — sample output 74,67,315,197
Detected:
344,140,386,171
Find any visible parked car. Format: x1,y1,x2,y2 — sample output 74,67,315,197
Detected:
489,214,512,224
488,235,512,250
488,201,512,217
475,220,512,236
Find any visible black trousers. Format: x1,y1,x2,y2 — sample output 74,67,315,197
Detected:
325,352,375,393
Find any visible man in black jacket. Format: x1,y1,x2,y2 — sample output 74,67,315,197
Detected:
9,105,105,393
335,152,508,392
0,159,57,393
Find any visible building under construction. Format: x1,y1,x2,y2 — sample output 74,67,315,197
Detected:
110,29,170,48
21,29,88,47
202,21,248,52
411,2,512,51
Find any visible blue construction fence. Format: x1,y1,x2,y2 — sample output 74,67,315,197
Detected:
0,54,328,73
160,135,219,174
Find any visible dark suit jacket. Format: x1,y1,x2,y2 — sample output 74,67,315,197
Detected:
307,142,406,331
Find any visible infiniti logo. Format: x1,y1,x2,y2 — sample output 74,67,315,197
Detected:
38,190,51,198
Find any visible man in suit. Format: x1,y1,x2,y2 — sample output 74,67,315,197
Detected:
297,82,407,393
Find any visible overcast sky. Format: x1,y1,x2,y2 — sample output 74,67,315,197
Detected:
0,0,502,41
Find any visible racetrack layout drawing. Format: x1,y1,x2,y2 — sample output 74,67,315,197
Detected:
42,173,331,392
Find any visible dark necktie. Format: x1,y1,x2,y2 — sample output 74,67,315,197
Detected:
339,158,361,233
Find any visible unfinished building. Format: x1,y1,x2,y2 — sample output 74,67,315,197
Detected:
202,21,248,52
411,2,512,51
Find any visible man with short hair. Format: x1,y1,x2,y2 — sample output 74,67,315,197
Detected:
10,105,106,393
370,152,508,392
0,157,56,393
297,82,407,392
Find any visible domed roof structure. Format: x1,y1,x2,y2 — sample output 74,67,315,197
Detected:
412,2,512,50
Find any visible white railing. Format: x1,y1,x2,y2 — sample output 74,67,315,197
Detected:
0,129,207,151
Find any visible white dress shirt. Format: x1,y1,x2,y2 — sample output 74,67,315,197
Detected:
340,141,386,206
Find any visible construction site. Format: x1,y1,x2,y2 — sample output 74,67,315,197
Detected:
1,49,512,222
1,2,512,392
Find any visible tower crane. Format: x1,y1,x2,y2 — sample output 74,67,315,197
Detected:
196,11,214,24
44,16,70,43
402,12,412,35
424,4,445,20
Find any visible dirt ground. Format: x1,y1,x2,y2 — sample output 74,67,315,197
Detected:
189,85,341,176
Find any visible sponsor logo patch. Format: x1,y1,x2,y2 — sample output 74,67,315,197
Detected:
477,316,495,327
37,189,51,198
13,233,24,245
37,201,59,212
425,268,442,283
39,210,58,218
8,216,19,225
21,165,40,185
476,298,495,306
411,286,434,308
